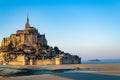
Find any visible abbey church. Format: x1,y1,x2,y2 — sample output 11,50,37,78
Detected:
0,16,81,65
2,16,47,49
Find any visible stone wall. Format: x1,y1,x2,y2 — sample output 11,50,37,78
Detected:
8,61,23,65
36,59,55,65
7,59,56,65
61,59,73,64
1,55,80,66
0,52,5,64
6,56,60,65
7,55,25,65
16,55,25,61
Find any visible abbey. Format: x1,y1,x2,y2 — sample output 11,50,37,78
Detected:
2,16,47,49
0,16,81,65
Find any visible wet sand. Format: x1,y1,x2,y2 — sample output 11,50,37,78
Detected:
0,64,120,80
0,74,72,80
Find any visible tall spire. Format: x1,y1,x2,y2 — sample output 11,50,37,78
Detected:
27,14,29,24
25,14,30,29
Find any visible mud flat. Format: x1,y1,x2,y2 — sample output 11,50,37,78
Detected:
0,64,120,80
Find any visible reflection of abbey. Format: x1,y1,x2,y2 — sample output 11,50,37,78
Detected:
0,16,81,65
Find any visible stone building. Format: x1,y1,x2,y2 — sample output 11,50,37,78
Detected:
0,15,81,65
2,16,47,49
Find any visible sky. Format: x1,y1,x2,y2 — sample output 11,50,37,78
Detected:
0,0,120,60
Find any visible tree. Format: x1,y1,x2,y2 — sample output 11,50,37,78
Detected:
3,53,12,62
54,46,60,54
40,50,47,60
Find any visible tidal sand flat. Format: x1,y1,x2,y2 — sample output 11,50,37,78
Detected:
0,74,72,80
0,64,120,80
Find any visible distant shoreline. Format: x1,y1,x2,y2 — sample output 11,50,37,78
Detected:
82,59,120,64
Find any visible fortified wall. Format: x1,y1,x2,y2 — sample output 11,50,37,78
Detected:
6,55,64,65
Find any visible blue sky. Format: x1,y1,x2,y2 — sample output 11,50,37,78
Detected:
0,0,120,59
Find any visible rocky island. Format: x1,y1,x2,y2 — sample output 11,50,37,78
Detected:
0,16,81,65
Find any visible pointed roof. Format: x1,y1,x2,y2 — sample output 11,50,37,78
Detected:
25,14,30,29
27,14,29,24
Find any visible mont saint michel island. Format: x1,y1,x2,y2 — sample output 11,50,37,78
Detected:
0,16,81,66
0,0,120,80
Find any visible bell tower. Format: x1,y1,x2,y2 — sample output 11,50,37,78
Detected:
25,14,30,29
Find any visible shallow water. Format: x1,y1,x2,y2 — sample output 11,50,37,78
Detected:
64,70,120,73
